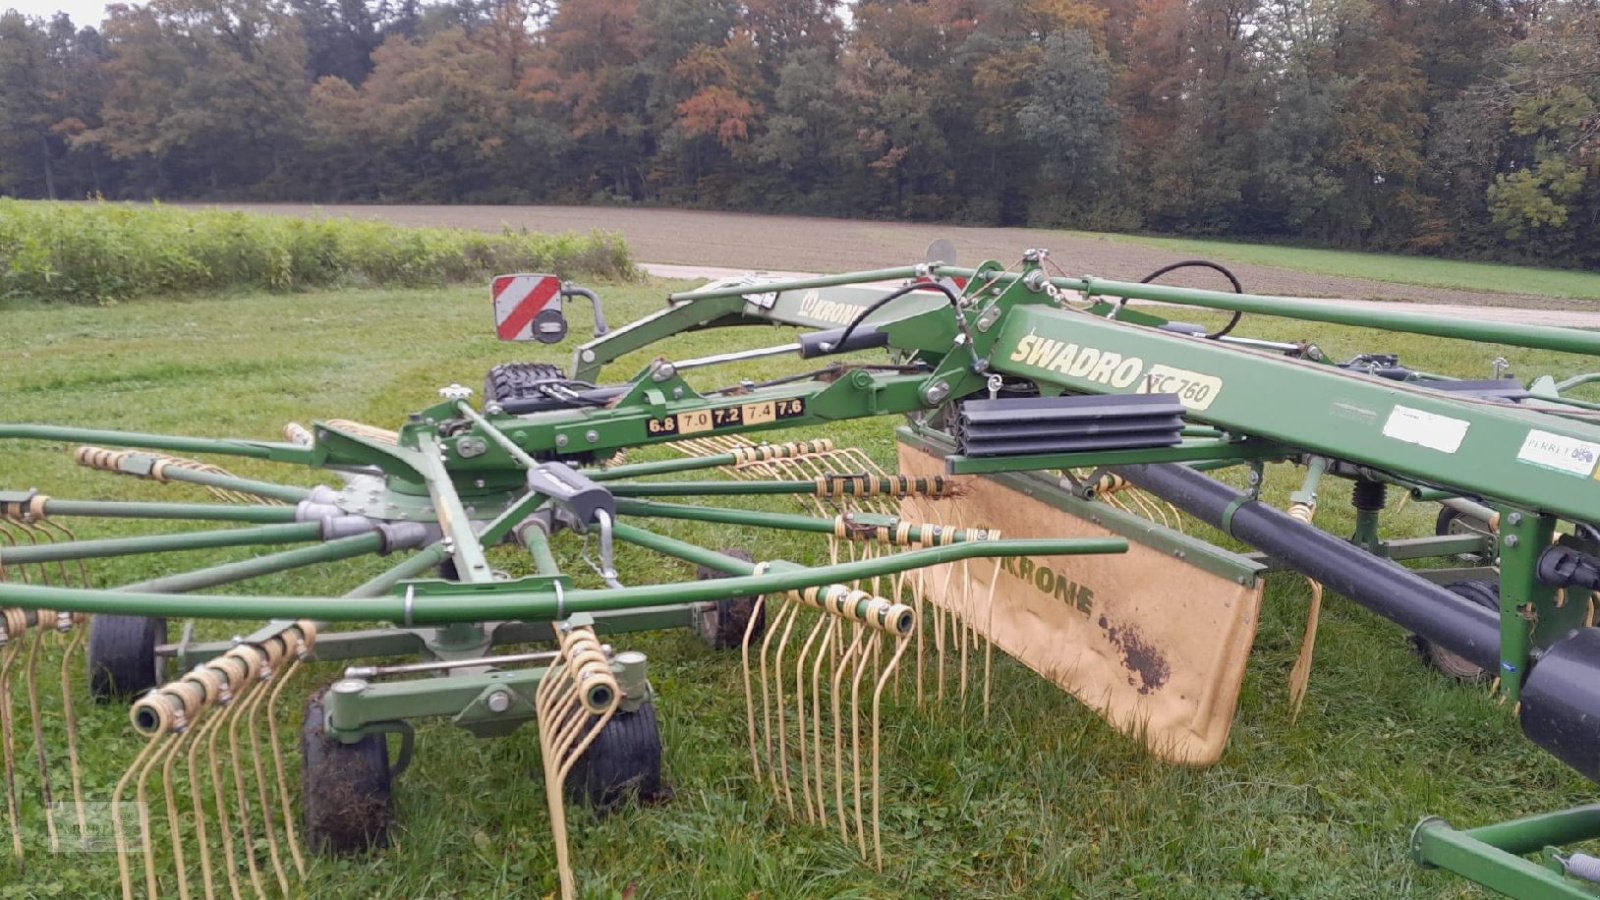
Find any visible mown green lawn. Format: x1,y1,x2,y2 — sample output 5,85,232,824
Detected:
1049,229,1600,300
1,282,1595,898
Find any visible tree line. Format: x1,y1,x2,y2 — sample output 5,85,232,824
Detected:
2,0,1597,266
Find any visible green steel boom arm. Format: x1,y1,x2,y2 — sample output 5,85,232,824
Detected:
592,259,1600,528
986,302,1600,525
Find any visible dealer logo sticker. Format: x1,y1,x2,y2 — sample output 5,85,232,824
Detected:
1516,429,1600,477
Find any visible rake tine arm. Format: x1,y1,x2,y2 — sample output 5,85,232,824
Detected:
0,424,313,464
75,448,314,504
0,523,325,566
614,498,994,546
10,496,299,524
118,533,387,594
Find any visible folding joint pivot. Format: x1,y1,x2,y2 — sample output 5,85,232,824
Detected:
294,485,352,522
75,446,157,477
0,489,44,521
798,324,889,358
611,650,650,713
528,462,614,528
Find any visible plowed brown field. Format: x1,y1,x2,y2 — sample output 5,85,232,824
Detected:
211,203,1591,312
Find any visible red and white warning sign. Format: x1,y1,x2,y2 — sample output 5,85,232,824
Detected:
491,274,563,342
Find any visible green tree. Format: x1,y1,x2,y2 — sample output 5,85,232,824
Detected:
521,0,653,200
308,27,535,199
743,46,864,211
0,13,116,198
1128,0,1268,232
289,0,382,83
1015,29,1119,225
81,0,311,195
1486,3,1600,262
0,12,62,197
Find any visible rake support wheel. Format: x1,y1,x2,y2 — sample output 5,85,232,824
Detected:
1413,579,1501,682
484,361,566,405
87,614,166,701
692,548,765,650
301,690,394,855
565,699,668,814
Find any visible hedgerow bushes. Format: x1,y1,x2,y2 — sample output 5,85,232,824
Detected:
0,201,635,303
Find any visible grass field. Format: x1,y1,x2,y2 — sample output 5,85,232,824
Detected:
2,280,1597,898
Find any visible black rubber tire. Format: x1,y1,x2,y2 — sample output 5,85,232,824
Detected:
693,548,766,650
1413,579,1500,682
565,699,669,814
87,615,166,701
301,689,393,855
438,557,461,582
484,362,566,405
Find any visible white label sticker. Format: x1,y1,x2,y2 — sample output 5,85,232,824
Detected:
1381,405,1469,454
1516,429,1600,477
1134,364,1223,411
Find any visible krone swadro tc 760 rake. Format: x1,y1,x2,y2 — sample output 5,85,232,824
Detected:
7,250,1600,896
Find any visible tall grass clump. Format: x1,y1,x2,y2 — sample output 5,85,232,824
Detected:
0,200,635,303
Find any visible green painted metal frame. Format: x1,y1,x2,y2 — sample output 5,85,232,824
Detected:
166,606,692,670
318,616,658,744
1414,814,1600,898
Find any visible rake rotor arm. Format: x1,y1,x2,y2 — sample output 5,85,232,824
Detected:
0,522,324,565
0,423,314,465
22,497,302,523
612,497,994,544
0,535,1126,623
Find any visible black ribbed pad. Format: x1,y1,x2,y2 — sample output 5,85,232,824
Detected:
952,393,1185,458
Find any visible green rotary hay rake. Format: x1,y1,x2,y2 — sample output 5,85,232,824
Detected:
6,248,1600,897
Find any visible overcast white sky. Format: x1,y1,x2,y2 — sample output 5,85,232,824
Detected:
5,0,144,27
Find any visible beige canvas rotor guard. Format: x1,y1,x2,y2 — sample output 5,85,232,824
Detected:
898,439,1265,766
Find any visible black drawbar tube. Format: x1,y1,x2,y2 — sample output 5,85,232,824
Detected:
1114,463,1502,669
